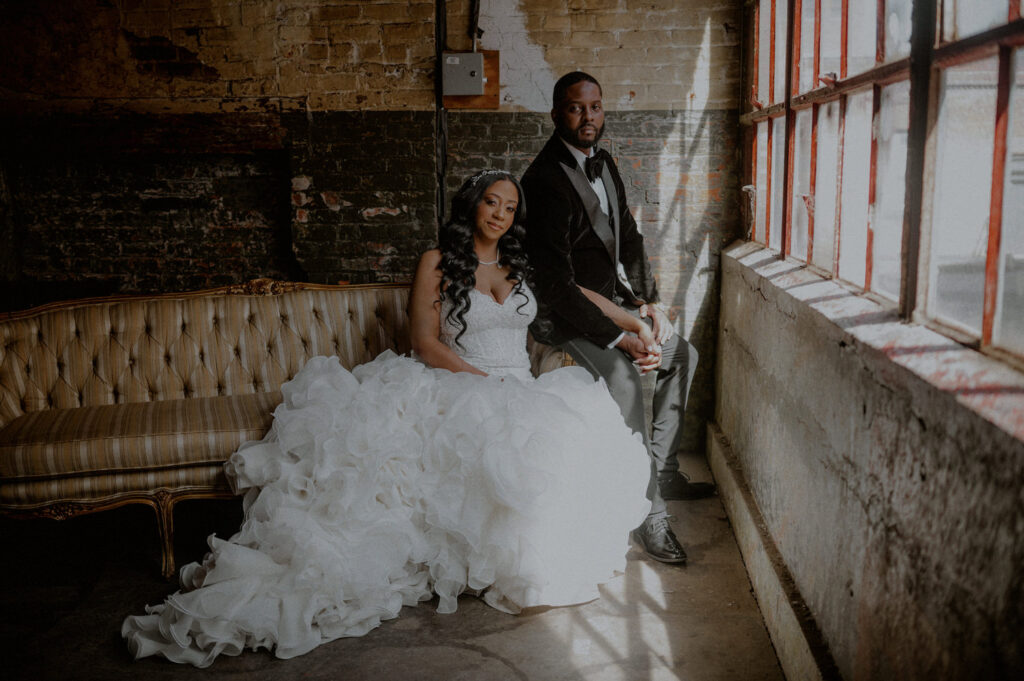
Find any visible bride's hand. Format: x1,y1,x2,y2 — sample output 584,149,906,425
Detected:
631,315,659,354
640,303,674,345
616,334,661,374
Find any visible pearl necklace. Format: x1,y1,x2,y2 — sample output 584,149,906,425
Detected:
477,252,501,266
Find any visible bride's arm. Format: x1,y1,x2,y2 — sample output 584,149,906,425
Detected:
576,285,658,350
409,249,488,376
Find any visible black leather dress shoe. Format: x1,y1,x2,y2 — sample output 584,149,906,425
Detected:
658,472,716,500
630,516,687,564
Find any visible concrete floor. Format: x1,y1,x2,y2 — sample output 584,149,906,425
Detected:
1,456,784,681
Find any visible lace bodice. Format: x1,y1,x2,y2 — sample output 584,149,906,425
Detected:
440,283,536,378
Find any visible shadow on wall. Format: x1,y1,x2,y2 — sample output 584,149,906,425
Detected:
619,17,743,457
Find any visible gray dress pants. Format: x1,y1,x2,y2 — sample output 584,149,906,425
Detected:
562,320,698,519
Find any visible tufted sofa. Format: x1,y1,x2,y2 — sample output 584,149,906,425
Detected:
0,279,567,578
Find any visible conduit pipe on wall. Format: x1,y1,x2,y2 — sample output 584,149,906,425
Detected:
434,0,449,229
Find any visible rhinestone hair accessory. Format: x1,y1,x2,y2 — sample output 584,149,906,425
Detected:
469,169,508,187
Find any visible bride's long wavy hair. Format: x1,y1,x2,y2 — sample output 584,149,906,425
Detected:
439,170,531,345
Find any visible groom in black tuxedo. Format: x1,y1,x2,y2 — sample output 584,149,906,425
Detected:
521,71,714,564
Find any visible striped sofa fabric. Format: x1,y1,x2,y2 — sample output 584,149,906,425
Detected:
0,280,412,578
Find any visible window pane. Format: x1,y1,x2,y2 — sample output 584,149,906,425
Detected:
994,49,1024,354
774,0,789,102
814,100,841,270
885,0,913,61
759,0,771,101
756,120,769,244
929,57,999,334
941,0,1010,42
848,0,877,75
820,0,842,82
873,81,911,301
791,108,813,260
798,0,816,93
839,89,873,288
770,115,787,250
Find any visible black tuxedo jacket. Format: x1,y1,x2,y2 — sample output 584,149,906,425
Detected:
521,134,660,347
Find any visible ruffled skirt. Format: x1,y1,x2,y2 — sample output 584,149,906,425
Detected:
122,352,651,667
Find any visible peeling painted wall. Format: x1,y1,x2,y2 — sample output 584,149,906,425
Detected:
446,0,742,112
716,242,1024,680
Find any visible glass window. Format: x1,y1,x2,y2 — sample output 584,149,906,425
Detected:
759,0,772,102
798,0,816,93
791,108,813,260
770,116,787,251
873,81,911,301
745,0,1023,360
885,0,913,62
929,56,999,333
847,0,877,76
819,0,842,81
941,0,1010,42
994,49,1024,354
756,120,769,243
839,89,874,288
813,100,841,270
774,0,789,102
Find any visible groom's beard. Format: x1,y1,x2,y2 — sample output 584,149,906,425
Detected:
556,119,605,150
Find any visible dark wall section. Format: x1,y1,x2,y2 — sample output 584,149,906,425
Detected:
0,111,437,311
445,111,547,191
288,111,437,285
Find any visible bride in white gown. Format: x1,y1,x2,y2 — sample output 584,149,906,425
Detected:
122,169,653,667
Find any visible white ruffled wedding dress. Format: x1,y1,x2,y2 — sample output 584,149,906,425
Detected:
122,283,651,667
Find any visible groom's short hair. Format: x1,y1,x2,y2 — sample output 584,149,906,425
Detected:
552,71,602,107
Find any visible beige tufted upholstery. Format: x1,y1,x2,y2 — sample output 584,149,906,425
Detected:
0,279,568,578
0,281,410,426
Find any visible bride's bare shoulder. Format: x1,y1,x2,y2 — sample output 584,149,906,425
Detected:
417,248,442,271
412,250,444,297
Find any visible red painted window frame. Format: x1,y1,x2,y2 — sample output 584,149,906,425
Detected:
983,46,1011,345
743,1,1024,361
929,21,1024,349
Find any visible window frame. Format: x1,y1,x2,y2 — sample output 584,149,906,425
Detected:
741,0,1024,368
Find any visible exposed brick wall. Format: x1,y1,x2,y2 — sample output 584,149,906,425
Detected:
0,110,438,310
287,111,438,285
2,1,740,115
445,112,547,193
445,0,741,112
0,0,435,114
0,1,443,310
1,117,303,310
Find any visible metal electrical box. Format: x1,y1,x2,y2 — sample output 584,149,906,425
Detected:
442,52,485,96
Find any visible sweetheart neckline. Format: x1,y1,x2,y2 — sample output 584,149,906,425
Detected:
471,286,516,306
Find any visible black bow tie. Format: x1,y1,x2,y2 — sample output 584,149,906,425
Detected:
584,153,604,182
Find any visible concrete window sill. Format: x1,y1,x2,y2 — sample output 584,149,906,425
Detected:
725,241,1024,443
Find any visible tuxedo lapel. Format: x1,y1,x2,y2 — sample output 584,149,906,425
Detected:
600,158,620,264
558,160,617,265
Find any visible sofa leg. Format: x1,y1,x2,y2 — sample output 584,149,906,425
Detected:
154,491,176,580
